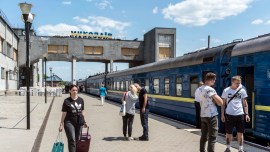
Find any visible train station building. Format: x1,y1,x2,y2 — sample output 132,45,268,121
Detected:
0,9,176,92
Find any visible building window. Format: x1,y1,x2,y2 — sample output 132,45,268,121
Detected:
176,77,182,96
13,49,18,61
121,48,139,56
1,67,5,79
164,78,170,95
7,43,12,58
145,79,149,92
9,71,13,80
159,47,170,60
158,34,173,60
190,76,199,97
48,45,68,54
0,37,3,53
153,78,159,94
84,46,103,55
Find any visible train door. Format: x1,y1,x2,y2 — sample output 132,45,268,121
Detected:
237,66,254,129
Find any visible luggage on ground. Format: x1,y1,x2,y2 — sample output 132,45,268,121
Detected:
76,127,91,152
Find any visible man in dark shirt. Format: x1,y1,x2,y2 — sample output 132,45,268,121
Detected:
134,83,149,141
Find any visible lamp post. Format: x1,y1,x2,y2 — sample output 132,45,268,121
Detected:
44,57,47,104
50,67,52,87
19,2,35,130
52,73,54,87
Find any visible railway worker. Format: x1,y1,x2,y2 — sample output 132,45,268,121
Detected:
195,72,223,152
221,75,250,152
99,83,107,106
195,81,204,128
59,84,88,152
134,83,149,141
121,84,139,141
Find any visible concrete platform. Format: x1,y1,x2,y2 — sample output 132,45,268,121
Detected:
0,94,268,152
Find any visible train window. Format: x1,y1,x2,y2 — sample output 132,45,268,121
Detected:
145,79,149,92
164,78,170,95
203,56,214,63
153,78,160,94
117,81,120,90
120,81,124,90
176,77,182,96
190,76,199,97
110,81,113,90
130,80,134,85
125,81,129,91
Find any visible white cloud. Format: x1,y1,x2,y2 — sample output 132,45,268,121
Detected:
96,0,112,10
37,23,79,36
162,0,252,26
88,16,130,31
62,1,71,5
73,16,89,24
153,7,158,14
251,19,263,25
265,20,270,25
37,16,131,39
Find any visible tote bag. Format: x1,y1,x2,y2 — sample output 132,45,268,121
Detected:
119,92,127,116
52,132,64,152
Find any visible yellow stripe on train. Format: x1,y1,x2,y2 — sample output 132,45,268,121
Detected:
108,90,194,103
255,105,270,112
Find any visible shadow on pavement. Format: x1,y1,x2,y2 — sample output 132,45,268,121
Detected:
103,136,126,141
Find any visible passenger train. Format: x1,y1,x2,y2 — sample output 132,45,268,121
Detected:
82,34,270,142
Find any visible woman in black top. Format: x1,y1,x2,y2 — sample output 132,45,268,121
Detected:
59,84,87,152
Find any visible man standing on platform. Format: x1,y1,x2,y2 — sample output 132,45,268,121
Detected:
221,75,250,152
195,72,223,152
134,83,149,141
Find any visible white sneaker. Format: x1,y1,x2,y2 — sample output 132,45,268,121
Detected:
128,137,134,140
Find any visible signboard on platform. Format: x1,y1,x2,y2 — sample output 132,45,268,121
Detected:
70,31,113,39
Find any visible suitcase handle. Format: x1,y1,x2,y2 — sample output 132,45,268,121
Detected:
80,126,89,136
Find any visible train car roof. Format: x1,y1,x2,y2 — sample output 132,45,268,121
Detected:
232,33,270,56
106,43,237,78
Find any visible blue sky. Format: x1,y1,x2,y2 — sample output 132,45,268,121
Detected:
1,0,270,81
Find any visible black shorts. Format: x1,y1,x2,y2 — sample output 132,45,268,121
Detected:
225,114,245,134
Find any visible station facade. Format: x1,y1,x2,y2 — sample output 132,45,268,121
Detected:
0,10,19,93
0,9,176,92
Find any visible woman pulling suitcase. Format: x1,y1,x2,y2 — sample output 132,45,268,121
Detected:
59,84,88,152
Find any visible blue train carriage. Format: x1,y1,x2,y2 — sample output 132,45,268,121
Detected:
104,42,237,126
86,74,106,95
230,34,270,142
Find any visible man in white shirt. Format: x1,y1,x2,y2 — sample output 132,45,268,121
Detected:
195,72,223,152
221,75,250,152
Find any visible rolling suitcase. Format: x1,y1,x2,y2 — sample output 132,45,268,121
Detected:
76,127,91,152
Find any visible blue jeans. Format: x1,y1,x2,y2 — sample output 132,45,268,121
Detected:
64,121,82,152
140,109,149,137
